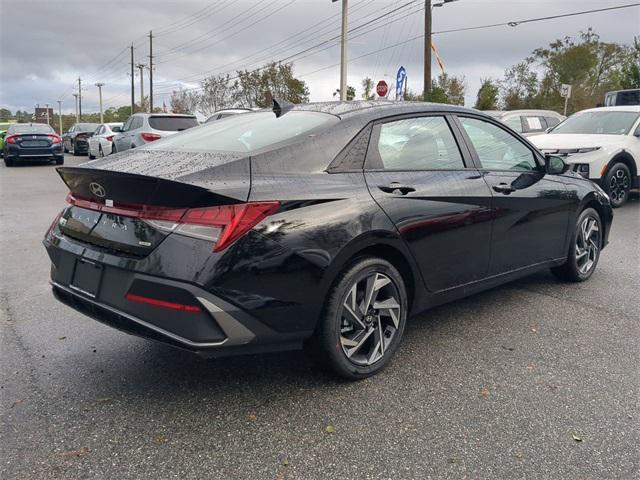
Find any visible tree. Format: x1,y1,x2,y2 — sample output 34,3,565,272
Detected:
235,62,309,108
500,60,539,110
170,88,200,114
424,73,466,105
361,77,375,100
0,108,11,121
333,85,356,101
199,74,234,115
617,36,640,89
474,78,500,110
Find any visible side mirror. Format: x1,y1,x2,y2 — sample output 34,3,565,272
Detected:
545,127,553,133
545,154,568,175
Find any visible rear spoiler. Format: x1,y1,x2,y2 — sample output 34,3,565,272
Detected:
57,167,239,208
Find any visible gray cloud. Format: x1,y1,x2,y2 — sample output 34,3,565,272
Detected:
1,0,638,113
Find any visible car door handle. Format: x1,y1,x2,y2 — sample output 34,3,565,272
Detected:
492,183,516,194
378,183,416,195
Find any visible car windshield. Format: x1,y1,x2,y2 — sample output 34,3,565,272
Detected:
551,111,639,135
8,123,54,134
147,111,338,153
148,116,198,131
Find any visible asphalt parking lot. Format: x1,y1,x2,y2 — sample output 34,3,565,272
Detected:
1,154,639,480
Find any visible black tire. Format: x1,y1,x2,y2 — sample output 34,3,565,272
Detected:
63,140,69,153
88,150,95,159
55,157,64,165
310,256,408,380
4,157,13,167
71,140,81,156
98,145,104,158
110,144,117,155
603,162,631,208
551,208,602,282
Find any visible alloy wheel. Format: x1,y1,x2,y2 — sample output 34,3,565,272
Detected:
339,272,401,366
575,216,600,275
609,168,629,204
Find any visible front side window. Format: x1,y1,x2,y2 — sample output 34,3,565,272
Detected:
459,117,537,171
503,116,523,133
374,116,464,170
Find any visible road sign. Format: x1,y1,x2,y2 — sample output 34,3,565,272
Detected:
376,80,389,97
396,66,407,98
560,84,572,98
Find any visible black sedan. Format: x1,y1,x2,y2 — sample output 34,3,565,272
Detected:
43,101,613,379
3,123,64,166
62,123,99,155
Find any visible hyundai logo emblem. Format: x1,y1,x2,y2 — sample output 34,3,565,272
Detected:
89,182,106,198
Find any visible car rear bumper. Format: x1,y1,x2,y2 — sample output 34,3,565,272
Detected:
44,237,307,357
5,145,63,159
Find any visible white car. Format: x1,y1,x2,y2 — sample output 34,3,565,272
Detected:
484,109,565,137
88,122,123,159
530,106,640,207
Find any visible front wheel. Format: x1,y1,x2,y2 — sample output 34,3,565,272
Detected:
310,257,408,379
551,208,602,282
604,162,631,208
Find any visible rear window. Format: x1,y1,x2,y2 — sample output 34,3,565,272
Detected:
147,111,338,153
76,123,98,131
8,123,54,134
148,116,198,132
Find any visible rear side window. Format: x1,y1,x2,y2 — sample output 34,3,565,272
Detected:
147,111,338,153
148,116,198,131
524,116,545,132
545,116,561,128
459,117,537,171
373,116,464,170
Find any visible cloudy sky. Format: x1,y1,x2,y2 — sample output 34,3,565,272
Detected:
1,0,638,115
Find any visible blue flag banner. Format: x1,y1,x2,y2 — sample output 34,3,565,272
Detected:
396,66,407,98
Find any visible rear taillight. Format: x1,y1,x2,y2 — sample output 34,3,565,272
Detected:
48,135,62,144
76,133,88,139
106,135,114,142
66,194,280,252
141,132,161,142
6,135,17,144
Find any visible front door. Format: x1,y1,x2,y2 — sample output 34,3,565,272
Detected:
456,115,571,275
364,114,494,293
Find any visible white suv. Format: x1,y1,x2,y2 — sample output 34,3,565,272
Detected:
530,106,640,207
112,113,198,153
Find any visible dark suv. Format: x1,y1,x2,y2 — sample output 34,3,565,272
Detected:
63,123,99,155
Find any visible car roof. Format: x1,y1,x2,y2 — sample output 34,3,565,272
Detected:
483,109,564,117
575,105,640,113
288,100,482,121
132,113,196,117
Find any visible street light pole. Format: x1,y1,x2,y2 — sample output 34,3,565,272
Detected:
57,100,62,135
72,93,79,122
424,0,432,100
45,103,50,126
332,0,348,101
136,64,146,112
95,83,105,123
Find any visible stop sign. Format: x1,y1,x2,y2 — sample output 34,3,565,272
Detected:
376,80,388,97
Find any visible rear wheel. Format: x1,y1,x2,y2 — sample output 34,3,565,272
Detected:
4,157,13,167
604,162,631,208
551,208,602,282
311,257,407,379
98,145,104,158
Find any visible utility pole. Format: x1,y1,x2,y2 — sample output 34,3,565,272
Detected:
136,63,146,112
45,103,50,126
95,83,105,123
424,0,432,100
57,100,62,135
130,44,135,115
77,77,82,121
148,30,154,112
72,93,79,122
331,0,348,101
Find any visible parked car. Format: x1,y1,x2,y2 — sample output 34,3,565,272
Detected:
44,101,613,379
604,89,640,107
205,108,260,123
63,123,99,156
530,106,640,207
3,123,63,166
111,113,198,153
485,110,565,137
0,130,6,156
87,122,123,159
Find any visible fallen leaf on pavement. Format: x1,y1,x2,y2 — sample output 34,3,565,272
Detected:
58,336,67,340
480,387,490,397
10,399,24,408
247,413,257,422
325,425,335,434
61,447,92,457
572,434,583,442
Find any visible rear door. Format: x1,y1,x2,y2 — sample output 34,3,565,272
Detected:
364,114,494,292
456,115,571,274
